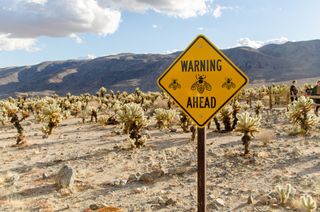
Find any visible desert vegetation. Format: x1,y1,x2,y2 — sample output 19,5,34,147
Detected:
0,83,319,211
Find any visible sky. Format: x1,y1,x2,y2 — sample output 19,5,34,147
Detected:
0,0,319,68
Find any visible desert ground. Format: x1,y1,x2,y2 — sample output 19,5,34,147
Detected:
0,106,320,212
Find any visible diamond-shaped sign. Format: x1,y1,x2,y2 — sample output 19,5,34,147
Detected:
157,35,249,127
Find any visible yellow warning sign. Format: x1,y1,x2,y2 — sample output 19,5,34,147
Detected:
157,35,249,127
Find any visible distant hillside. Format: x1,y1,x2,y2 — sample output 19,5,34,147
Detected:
0,40,320,98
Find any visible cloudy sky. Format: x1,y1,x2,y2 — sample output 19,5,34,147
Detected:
0,0,319,67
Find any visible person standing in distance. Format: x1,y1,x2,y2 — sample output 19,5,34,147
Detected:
311,80,320,116
290,80,298,102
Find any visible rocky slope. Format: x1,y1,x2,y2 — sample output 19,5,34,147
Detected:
0,40,320,98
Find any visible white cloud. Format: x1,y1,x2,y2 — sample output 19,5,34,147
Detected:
212,5,233,18
152,24,158,29
236,37,289,49
0,0,121,38
0,0,220,52
69,33,83,44
98,0,208,19
0,33,39,51
197,27,204,31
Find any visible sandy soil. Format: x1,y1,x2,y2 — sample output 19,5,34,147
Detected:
0,108,320,212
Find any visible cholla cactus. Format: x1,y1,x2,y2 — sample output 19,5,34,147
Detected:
0,106,7,125
301,194,317,212
235,112,260,155
37,103,62,137
254,100,264,115
154,108,177,129
275,184,292,205
179,111,191,132
2,101,29,145
219,105,233,131
98,86,107,98
70,101,82,117
79,108,90,123
287,96,317,135
231,100,241,129
117,103,148,148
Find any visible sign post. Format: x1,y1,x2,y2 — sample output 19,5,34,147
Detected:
157,35,249,211
197,127,206,211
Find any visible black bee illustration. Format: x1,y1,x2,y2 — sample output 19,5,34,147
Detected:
222,78,236,90
191,74,212,93
169,79,181,90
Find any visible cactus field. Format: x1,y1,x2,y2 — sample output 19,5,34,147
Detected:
0,85,320,211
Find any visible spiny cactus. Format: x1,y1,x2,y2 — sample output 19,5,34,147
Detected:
154,108,177,129
254,100,264,116
219,105,233,132
287,96,317,135
213,117,221,132
231,100,241,129
98,86,107,98
117,103,148,148
235,112,260,155
0,106,7,125
6,102,29,144
275,184,292,205
179,111,191,132
301,194,317,212
37,102,62,138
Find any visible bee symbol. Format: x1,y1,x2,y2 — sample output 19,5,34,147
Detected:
222,78,236,90
169,79,181,90
191,74,212,94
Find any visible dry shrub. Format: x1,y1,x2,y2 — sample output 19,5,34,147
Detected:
256,129,275,146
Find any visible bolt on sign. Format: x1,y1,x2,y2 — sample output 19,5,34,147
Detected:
158,35,249,127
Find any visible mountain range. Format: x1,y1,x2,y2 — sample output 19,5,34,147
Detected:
0,39,320,98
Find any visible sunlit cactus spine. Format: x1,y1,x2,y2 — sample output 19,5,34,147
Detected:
219,105,233,132
3,101,29,145
287,96,317,135
231,100,241,129
154,108,177,129
213,117,221,132
70,101,82,117
90,107,98,123
179,111,191,132
0,105,7,125
275,184,292,205
98,86,107,98
117,103,148,148
235,112,260,155
254,100,264,116
37,103,62,138
301,194,317,212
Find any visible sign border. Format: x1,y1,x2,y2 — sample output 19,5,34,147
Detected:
157,34,249,127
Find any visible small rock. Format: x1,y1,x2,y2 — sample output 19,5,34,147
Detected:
133,186,147,194
55,164,75,189
215,198,225,207
127,174,138,183
113,179,120,186
170,128,177,133
209,194,215,200
7,174,19,183
166,198,177,206
42,173,49,179
140,170,164,184
120,179,127,186
247,194,254,204
89,204,100,210
156,197,166,206
168,166,187,175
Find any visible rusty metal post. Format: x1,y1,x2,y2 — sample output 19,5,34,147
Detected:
197,127,206,212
